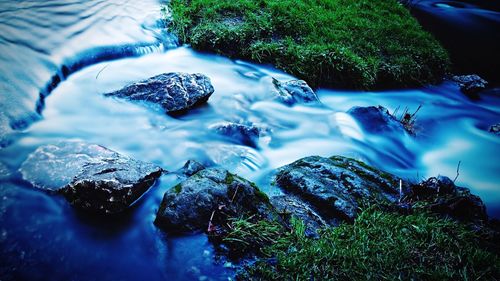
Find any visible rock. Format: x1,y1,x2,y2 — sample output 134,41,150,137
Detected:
19,141,162,213
154,168,277,233
452,74,488,95
270,195,327,238
272,78,320,105
348,106,406,134
428,195,487,222
274,156,401,222
407,176,455,198
209,122,260,147
404,176,487,222
105,72,215,114
489,123,500,135
178,159,206,177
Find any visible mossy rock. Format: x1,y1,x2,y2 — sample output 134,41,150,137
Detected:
274,155,403,222
154,168,277,233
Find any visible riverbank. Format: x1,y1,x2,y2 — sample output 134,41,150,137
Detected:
151,154,500,280
234,208,500,280
166,0,450,89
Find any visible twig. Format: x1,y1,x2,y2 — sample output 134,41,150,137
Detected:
207,210,216,232
230,186,240,202
95,64,109,80
413,104,422,117
453,161,461,182
399,179,403,203
393,106,401,117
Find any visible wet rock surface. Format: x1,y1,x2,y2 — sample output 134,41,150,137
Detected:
348,106,406,134
178,159,206,177
270,195,327,237
403,176,488,222
489,123,500,135
19,141,162,213
154,168,277,233
452,74,488,96
273,155,490,226
274,155,401,222
272,78,320,105
210,122,260,147
105,72,215,114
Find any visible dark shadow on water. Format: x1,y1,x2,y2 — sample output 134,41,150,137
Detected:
407,0,500,83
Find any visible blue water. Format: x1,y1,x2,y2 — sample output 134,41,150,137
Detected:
0,1,499,280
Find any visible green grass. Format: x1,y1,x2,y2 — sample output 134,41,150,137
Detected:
166,0,450,89
222,216,285,256
233,208,500,280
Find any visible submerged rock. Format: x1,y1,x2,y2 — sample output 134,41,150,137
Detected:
209,122,260,147
404,176,487,222
274,156,401,222
452,74,488,96
178,159,206,177
154,168,277,233
270,195,327,238
272,78,320,105
348,106,406,134
19,141,162,213
489,123,500,135
105,72,215,114
0,161,10,180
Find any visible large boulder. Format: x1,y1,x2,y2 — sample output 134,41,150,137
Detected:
452,74,488,96
105,72,215,114
274,156,401,222
19,141,162,213
272,78,320,105
348,106,406,134
209,122,260,147
154,168,277,233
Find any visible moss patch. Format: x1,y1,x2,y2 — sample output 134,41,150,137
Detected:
331,155,396,182
167,0,449,89
225,172,235,185
172,183,182,194
234,208,500,280
250,181,270,204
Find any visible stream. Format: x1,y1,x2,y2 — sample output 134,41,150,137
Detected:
0,0,499,280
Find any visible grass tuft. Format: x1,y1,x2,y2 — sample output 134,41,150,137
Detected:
167,0,450,89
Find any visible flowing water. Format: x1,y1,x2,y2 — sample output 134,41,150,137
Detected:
0,1,499,280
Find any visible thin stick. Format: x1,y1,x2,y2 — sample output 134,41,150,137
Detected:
453,161,461,182
399,179,403,203
230,186,240,202
95,64,109,80
412,104,422,118
207,210,216,232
